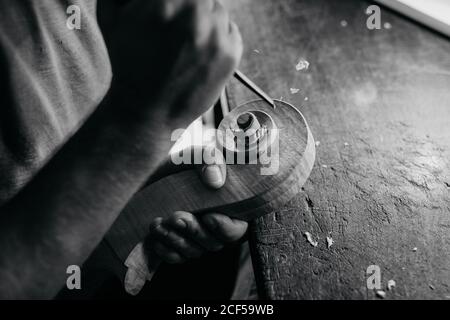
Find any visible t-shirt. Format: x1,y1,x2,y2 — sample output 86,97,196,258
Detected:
0,0,112,205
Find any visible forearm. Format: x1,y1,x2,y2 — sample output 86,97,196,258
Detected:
0,84,170,299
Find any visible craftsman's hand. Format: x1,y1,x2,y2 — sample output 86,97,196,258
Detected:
145,148,248,264
105,0,243,132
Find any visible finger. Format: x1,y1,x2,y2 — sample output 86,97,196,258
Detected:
201,213,248,243
168,211,224,251
151,222,205,259
228,21,244,64
200,0,215,12
150,146,226,189
197,146,226,189
182,0,214,46
211,0,230,33
148,217,164,233
143,0,185,20
152,241,186,264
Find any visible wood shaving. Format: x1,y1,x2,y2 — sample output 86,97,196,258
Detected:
290,88,300,94
295,58,310,71
376,290,386,299
304,232,318,247
387,279,396,290
253,49,261,54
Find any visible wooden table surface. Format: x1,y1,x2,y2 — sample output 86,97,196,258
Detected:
225,0,450,299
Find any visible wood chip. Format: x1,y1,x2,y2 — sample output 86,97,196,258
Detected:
387,279,396,290
326,236,334,248
304,232,318,247
295,58,310,71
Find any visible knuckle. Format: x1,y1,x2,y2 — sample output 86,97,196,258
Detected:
156,224,169,237
172,211,189,221
183,217,199,233
148,217,163,231
188,224,202,238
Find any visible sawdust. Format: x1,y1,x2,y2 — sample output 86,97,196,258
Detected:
384,22,392,29
340,20,348,27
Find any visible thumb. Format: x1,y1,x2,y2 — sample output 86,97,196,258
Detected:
146,145,226,189
198,146,226,189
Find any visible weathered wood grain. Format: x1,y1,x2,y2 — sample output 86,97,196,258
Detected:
225,0,450,299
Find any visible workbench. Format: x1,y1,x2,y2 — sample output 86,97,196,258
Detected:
225,0,450,299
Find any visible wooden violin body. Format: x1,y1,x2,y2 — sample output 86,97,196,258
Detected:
104,99,316,294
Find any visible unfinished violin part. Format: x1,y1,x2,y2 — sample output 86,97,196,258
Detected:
105,98,316,294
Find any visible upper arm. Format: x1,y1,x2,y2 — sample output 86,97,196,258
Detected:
0,0,112,206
